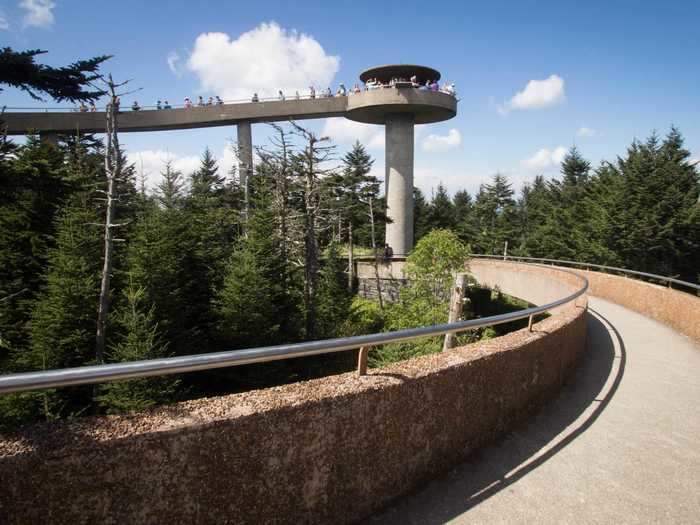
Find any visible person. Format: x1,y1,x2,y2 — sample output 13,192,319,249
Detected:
89,102,97,112
156,100,162,110
184,97,192,108
79,103,87,112
382,243,394,263
216,96,223,105
309,85,316,99
278,90,285,101
131,101,140,111
336,83,347,96
294,90,300,100
164,100,171,109
443,83,456,96
430,80,439,92
114,97,121,111
410,75,418,87
420,80,430,91
325,87,332,98
207,96,214,106
197,96,204,107
353,83,361,94
252,92,259,102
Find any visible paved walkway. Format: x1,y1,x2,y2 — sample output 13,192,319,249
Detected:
369,297,700,524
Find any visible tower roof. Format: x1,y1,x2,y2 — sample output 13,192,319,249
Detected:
359,65,441,85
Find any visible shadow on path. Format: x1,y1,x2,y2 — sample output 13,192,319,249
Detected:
368,308,626,524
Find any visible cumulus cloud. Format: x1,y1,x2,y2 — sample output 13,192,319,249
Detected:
187,22,340,100
20,0,55,29
421,129,462,153
521,146,567,171
0,12,9,30
321,118,384,150
498,74,565,115
577,126,596,137
167,51,183,76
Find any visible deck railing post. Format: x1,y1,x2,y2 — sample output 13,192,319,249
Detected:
357,346,370,376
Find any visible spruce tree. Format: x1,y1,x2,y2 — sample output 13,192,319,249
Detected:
98,282,178,414
426,183,456,231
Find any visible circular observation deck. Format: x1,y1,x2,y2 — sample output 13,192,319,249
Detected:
346,88,457,125
359,64,441,85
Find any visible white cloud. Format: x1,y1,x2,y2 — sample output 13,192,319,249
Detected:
128,144,245,192
521,146,567,171
0,12,9,30
577,126,596,137
166,51,183,76
128,150,202,191
186,22,340,100
321,117,384,150
20,0,55,29
421,129,462,153
498,74,565,115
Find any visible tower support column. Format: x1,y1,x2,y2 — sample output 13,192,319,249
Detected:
237,121,253,190
384,114,414,256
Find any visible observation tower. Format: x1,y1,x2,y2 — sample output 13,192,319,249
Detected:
347,65,456,255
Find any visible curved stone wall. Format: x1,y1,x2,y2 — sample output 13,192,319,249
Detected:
570,267,700,343
0,261,587,524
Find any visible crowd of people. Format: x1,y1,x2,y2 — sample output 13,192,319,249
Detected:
76,76,456,112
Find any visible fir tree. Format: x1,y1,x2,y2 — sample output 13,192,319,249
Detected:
98,282,178,414
426,183,456,231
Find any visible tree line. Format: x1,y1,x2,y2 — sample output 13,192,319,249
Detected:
414,131,699,284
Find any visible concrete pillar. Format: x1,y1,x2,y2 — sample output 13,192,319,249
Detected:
237,122,253,191
384,114,414,256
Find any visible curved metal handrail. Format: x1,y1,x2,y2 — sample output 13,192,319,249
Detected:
471,254,700,292
0,264,588,395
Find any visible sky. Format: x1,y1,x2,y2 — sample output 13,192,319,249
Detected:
2,0,699,196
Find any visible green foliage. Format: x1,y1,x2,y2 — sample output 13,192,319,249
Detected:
339,296,387,336
316,243,352,339
0,47,110,102
98,282,179,414
376,230,470,365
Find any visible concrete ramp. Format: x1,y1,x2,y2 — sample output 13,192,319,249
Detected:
369,296,700,523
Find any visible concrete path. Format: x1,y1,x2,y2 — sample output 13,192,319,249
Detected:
369,297,700,524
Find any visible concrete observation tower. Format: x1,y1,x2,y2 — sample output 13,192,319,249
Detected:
346,65,456,255
3,64,456,256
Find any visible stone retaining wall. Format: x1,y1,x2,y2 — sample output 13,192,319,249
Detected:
573,268,700,343
0,261,588,524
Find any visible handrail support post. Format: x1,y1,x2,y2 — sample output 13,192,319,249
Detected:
357,346,370,376
528,314,534,332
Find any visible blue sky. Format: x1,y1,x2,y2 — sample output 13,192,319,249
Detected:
2,0,699,196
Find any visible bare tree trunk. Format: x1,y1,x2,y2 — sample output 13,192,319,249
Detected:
347,220,354,291
368,196,384,310
443,273,467,351
95,78,121,362
303,141,319,339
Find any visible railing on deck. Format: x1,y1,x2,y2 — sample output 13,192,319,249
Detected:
470,254,700,293
0,262,588,395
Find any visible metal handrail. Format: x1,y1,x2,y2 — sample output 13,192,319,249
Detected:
1,86,458,113
470,254,700,292
0,264,588,395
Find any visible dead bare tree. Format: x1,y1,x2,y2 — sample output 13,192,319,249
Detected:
290,122,335,339
367,196,384,310
94,74,139,362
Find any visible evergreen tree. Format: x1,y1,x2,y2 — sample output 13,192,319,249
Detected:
23,192,102,418
0,47,110,102
190,147,224,198
413,187,431,242
215,176,299,348
426,183,455,231
473,174,517,254
98,282,178,414
156,159,184,209
316,243,352,339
